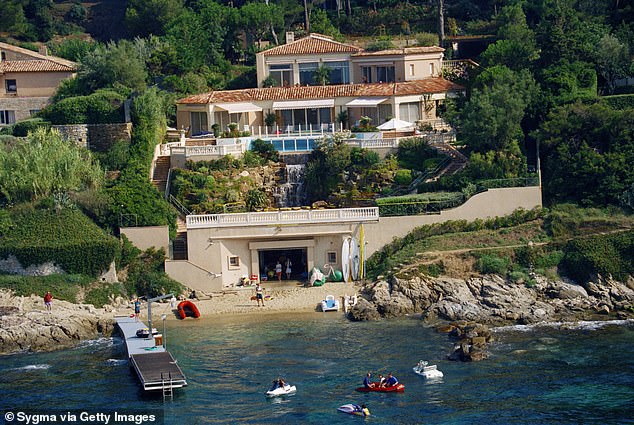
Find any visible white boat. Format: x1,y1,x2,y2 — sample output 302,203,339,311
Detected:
265,383,297,397
337,404,370,416
413,360,444,379
321,295,340,312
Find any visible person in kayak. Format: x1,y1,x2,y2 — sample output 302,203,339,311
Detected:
378,374,386,387
384,372,398,387
363,372,375,388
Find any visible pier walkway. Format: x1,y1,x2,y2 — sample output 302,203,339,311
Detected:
115,316,187,393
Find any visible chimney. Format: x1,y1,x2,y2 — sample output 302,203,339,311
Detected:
38,45,48,56
285,32,295,44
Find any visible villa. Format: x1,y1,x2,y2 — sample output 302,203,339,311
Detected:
0,43,76,126
176,33,463,137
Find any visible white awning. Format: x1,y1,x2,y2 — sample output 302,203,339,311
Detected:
215,102,262,113
272,99,335,110
345,97,389,107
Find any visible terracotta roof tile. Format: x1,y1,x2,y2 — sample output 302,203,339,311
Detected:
0,42,77,68
353,46,445,57
0,60,76,73
177,78,464,104
262,34,362,56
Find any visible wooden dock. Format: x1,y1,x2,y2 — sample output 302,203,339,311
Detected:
115,316,187,394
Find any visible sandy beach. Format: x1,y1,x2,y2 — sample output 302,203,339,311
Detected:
134,281,362,322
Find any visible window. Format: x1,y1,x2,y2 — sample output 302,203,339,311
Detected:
279,108,331,129
228,256,240,268
327,251,337,264
29,109,40,117
325,61,350,84
361,66,372,83
399,102,420,123
299,62,318,85
0,110,15,125
429,63,435,76
269,64,292,86
376,66,395,83
190,111,208,136
409,64,415,76
1,51,5,61
5,79,17,93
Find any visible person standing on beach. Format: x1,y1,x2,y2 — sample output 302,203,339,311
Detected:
275,261,282,282
255,283,265,306
43,291,53,312
285,258,292,280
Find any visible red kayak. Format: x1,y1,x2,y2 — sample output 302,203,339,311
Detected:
177,300,200,319
356,383,405,392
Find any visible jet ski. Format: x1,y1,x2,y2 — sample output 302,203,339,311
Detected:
265,382,296,397
413,360,444,379
337,404,370,416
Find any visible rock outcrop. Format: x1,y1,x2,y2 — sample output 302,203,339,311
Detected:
0,291,117,355
349,274,634,325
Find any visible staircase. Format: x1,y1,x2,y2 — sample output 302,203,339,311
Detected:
172,232,188,261
431,142,469,178
152,156,170,194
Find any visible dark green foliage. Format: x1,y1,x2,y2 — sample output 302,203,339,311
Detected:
475,254,510,275
538,102,634,206
250,139,279,162
40,90,125,125
11,118,50,137
94,140,131,171
394,169,412,186
116,234,141,271
0,208,119,276
397,137,443,172
602,95,634,110
561,231,634,283
246,189,269,211
125,247,183,298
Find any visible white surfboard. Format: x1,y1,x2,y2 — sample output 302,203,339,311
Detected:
350,237,360,281
341,237,350,283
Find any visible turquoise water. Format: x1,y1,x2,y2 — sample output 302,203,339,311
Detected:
2,314,634,424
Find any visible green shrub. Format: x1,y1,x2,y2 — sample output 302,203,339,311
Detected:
366,38,396,52
509,270,529,283
394,169,413,185
561,231,633,282
85,282,126,307
12,118,50,137
250,138,279,162
476,254,510,275
116,234,141,271
41,90,125,124
126,248,183,298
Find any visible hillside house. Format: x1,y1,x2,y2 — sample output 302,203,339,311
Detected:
0,43,77,126
176,33,463,136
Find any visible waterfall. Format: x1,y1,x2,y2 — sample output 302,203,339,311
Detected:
274,164,306,208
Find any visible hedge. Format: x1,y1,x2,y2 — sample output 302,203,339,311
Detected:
0,208,119,276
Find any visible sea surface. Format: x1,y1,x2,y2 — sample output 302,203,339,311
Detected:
2,314,634,425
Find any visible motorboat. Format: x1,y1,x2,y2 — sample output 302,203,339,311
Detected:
321,295,340,312
337,404,370,416
356,383,405,392
135,327,158,338
177,300,201,319
265,383,297,397
413,360,444,378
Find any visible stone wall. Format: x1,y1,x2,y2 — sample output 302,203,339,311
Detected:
52,123,132,151
0,96,50,122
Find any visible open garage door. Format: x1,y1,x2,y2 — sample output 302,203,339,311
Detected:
258,248,307,282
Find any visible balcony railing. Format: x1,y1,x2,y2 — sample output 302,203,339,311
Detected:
186,207,379,229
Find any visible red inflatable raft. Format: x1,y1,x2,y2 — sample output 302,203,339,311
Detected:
177,300,200,319
356,383,405,393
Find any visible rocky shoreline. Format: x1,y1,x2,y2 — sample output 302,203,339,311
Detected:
0,291,117,355
348,273,634,361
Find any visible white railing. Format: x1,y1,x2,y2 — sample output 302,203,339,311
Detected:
345,138,400,148
149,143,162,180
186,207,379,229
171,143,247,158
